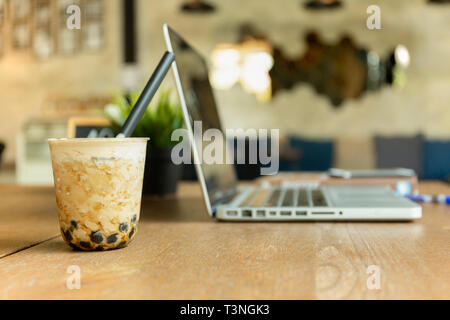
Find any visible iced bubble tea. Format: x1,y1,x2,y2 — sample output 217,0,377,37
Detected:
49,138,149,251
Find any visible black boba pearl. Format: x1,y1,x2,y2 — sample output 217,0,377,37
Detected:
62,229,73,242
119,223,129,233
70,220,78,229
107,233,119,244
80,241,92,250
117,241,127,249
90,231,104,244
128,227,135,239
131,215,137,224
69,243,81,251
95,246,106,251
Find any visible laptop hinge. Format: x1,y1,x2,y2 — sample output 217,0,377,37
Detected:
210,187,239,218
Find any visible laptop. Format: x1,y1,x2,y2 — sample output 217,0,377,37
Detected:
163,24,422,221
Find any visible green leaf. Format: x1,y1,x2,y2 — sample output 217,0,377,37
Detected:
104,87,184,148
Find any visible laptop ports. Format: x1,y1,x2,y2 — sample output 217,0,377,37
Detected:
256,211,266,218
242,210,253,218
311,211,335,215
226,210,238,217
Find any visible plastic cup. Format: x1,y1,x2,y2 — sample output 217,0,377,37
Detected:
49,138,149,251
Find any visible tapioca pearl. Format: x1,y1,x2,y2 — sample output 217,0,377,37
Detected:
131,215,137,224
69,243,80,251
70,220,78,229
107,233,119,244
80,241,92,250
95,246,106,252
90,231,104,244
128,227,136,240
119,223,129,233
61,229,73,242
117,241,127,249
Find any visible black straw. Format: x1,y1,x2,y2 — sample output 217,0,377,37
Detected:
120,51,175,138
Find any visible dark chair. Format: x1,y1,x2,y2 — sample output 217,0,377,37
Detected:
423,141,450,181
286,137,334,172
375,135,424,178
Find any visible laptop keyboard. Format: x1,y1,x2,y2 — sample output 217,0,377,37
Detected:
311,190,328,207
215,190,240,206
265,189,281,207
297,189,309,207
238,188,329,208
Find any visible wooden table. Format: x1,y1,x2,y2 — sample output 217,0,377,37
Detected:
0,182,449,300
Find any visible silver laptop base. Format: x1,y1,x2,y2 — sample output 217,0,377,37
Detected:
215,186,421,221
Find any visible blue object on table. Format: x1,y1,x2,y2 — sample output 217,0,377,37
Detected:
396,181,412,196
406,194,450,204
287,137,334,172
423,141,450,181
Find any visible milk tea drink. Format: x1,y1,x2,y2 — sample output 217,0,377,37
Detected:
49,138,148,251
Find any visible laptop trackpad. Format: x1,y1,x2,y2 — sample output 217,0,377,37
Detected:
326,186,413,208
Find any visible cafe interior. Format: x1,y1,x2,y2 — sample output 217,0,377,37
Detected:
0,0,450,186
0,0,449,301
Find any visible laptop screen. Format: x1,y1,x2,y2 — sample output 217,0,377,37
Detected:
165,26,238,208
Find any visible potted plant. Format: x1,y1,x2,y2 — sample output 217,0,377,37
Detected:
105,89,185,196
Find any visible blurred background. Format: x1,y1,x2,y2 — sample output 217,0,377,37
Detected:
0,0,450,186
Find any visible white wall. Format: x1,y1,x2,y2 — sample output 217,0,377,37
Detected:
1,0,449,165
138,0,450,140
0,0,122,164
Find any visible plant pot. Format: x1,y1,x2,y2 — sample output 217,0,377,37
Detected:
143,145,183,196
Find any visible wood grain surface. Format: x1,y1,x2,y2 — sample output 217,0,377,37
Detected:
0,185,59,258
0,182,449,300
